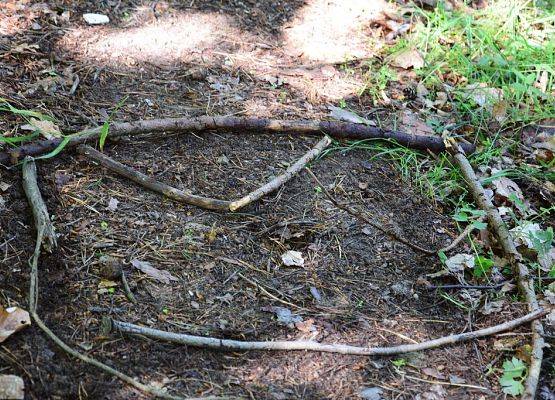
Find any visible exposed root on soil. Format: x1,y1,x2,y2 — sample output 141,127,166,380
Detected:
448,144,547,400
105,309,546,355
22,157,215,400
78,136,330,212
1,116,476,165
305,167,436,255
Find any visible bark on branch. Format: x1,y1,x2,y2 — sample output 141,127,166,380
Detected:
77,136,331,212
106,309,546,356
1,116,476,165
448,144,546,400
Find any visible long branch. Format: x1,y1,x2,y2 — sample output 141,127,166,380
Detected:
107,309,546,355
449,145,546,400
1,116,476,165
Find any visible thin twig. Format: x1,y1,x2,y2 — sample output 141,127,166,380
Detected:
448,144,546,400
121,271,137,304
106,309,546,355
229,136,331,211
22,156,211,400
305,167,435,255
77,145,232,211
439,216,485,253
1,116,476,164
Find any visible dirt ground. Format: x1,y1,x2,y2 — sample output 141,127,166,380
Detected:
0,1,551,399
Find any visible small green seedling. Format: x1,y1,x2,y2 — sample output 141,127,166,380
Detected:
473,255,494,278
392,358,406,368
499,357,526,396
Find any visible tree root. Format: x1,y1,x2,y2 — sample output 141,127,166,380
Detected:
77,136,331,212
22,156,214,400
305,167,436,255
105,309,546,355
1,116,476,165
448,144,547,400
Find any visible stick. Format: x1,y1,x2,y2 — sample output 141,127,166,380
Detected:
229,136,331,211
439,216,485,253
77,145,232,211
78,137,330,212
448,144,546,400
106,309,546,356
22,157,210,400
1,116,476,165
305,168,436,255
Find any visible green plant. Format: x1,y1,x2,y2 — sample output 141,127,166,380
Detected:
99,96,128,151
392,358,406,368
499,357,527,396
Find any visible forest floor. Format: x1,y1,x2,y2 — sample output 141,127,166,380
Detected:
0,1,553,399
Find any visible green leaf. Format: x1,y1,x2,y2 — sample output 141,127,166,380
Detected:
34,136,71,161
453,211,469,222
471,220,488,230
499,376,524,395
0,98,54,121
392,359,406,367
0,132,39,146
99,121,110,151
499,357,526,396
438,250,447,264
473,256,494,277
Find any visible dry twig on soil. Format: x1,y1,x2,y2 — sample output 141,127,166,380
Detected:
1,116,476,165
229,136,331,211
448,144,546,400
77,144,232,211
78,136,330,212
105,309,546,355
305,167,436,255
22,156,213,400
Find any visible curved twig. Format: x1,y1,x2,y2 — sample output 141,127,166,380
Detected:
22,157,213,400
305,167,436,255
1,116,476,165
107,309,546,355
448,144,546,400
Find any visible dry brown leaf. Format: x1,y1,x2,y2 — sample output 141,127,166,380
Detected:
0,306,31,343
20,118,62,139
131,259,178,284
388,48,424,69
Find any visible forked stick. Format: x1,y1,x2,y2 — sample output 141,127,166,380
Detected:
22,156,214,400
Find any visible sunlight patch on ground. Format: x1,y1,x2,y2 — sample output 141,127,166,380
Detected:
282,0,390,63
61,11,250,67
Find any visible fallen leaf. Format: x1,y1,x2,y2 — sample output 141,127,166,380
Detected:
131,259,178,284
445,253,474,273
83,13,110,25
295,318,316,333
492,101,508,123
328,106,375,125
107,197,119,212
415,384,447,400
399,110,435,135
261,306,302,327
0,375,24,399
491,176,523,203
0,182,11,192
461,83,503,108
0,307,31,343
281,250,305,267
510,222,542,249
388,48,424,69
21,118,61,139
360,387,384,400
422,367,447,380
